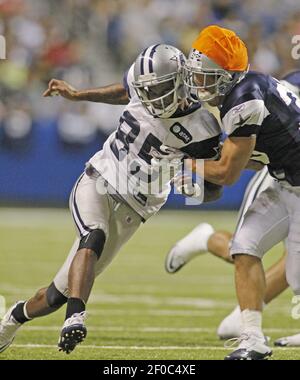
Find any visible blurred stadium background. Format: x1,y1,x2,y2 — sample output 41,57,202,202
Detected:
1,0,300,360
1,0,300,206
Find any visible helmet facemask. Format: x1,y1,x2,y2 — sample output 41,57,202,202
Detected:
133,72,181,118
183,50,248,102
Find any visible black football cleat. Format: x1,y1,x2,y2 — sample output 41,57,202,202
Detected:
224,332,272,360
58,312,87,354
225,348,272,360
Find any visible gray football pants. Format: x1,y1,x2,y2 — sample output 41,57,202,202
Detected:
53,173,142,297
231,170,300,294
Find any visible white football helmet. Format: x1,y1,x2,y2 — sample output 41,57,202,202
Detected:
183,48,249,102
132,44,186,118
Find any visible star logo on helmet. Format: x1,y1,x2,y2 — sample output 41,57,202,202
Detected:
170,55,179,63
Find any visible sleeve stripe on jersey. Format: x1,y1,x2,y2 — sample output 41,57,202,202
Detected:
229,124,258,137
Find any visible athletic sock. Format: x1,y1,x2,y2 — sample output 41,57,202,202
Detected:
176,223,215,254
65,297,86,320
12,302,31,324
241,309,263,337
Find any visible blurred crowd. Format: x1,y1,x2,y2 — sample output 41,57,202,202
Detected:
1,0,300,145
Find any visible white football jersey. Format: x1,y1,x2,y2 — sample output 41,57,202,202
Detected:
89,64,222,220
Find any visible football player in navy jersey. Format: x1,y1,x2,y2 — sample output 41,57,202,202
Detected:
183,25,300,360
165,71,300,346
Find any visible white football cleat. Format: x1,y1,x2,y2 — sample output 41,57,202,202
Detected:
0,302,23,353
224,331,272,360
274,333,300,347
217,306,242,339
165,223,214,273
58,311,87,354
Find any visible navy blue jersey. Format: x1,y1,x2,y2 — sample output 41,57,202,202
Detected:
220,71,300,186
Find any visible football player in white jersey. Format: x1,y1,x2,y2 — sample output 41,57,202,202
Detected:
0,44,223,354
164,70,300,347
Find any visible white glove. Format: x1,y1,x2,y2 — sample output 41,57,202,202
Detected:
173,174,202,199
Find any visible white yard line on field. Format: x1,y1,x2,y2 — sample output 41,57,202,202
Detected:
1,286,236,309
89,294,231,308
22,326,300,334
8,344,232,350
11,344,300,351
23,326,214,333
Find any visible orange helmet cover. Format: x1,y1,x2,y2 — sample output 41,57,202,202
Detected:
192,25,248,72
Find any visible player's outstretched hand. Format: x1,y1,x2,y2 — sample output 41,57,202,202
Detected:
43,79,78,100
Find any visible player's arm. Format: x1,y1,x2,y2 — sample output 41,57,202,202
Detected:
43,79,129,104
197,96,268,185
191,136,256,186
174,134,224,201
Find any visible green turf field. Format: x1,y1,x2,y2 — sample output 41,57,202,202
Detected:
0,208,299,360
